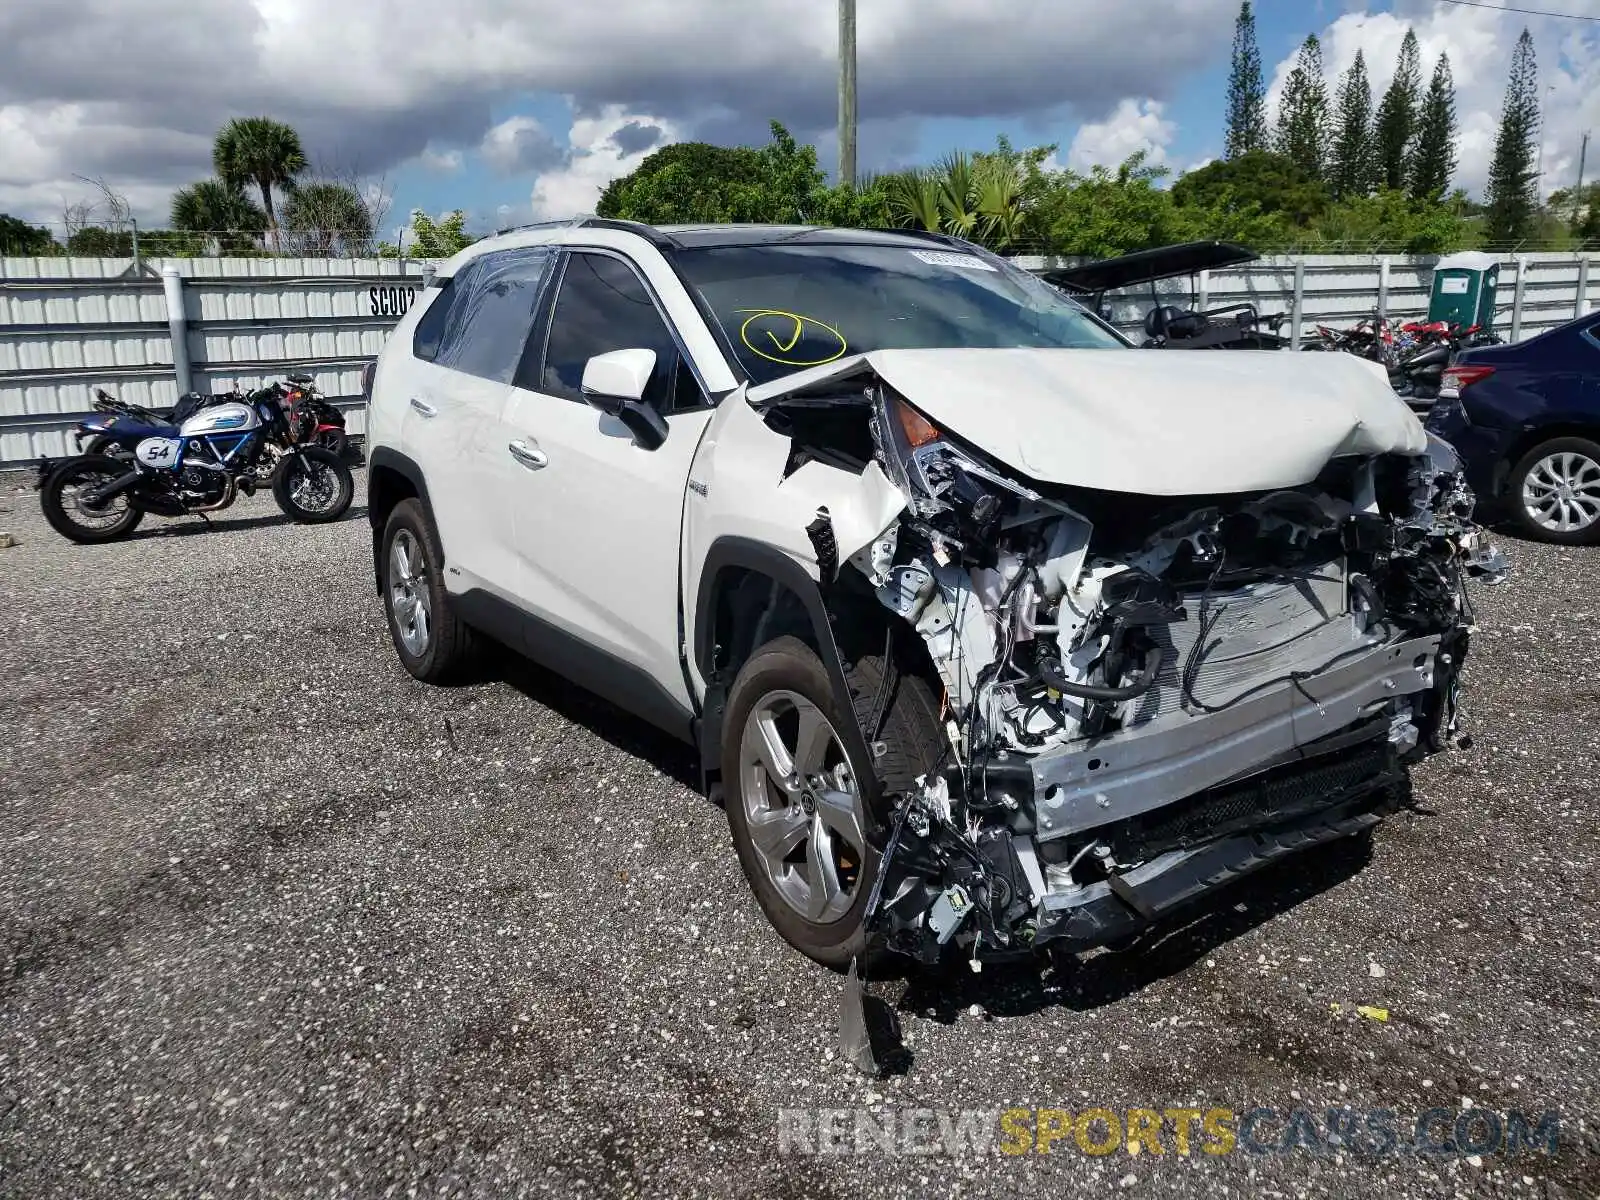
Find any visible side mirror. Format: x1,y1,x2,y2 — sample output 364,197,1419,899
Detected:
581,348,668,450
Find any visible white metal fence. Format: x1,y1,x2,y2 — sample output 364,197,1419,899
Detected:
0,256,431,464
3,250,1596,466
1010,250,1598,342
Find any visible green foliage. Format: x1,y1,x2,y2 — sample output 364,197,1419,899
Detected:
171,178,268,251
59,227,212,258
596,122,829,225
64,227,133,256
1173,151,1328,227
1225,2,1268,158
1275,36,1329,181
1410,54,1458,202
283,182,373,255
1549,181,1600,247
880,138,1052,251
378,209,476,258
0,213,56,255
1034,152,1194,258
1329,51,1376,199
1310,187,1470,253
1485,29,1541,246
213,116,308,229
1374,30,1421,192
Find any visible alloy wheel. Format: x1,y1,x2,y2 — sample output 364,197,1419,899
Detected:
389,529,432,656
737,690,868,925
1522,451,1600,534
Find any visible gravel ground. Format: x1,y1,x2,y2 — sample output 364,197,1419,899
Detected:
0,468,1596,1199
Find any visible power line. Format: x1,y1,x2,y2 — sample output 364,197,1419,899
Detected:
1432,0,1600,22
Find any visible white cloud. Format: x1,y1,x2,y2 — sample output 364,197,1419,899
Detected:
527,106,684,219
1263,2,1600,198
417,147,463,173
1066,98,1176,171
0,0,1236,223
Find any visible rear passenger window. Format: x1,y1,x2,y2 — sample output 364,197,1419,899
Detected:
431,249,555,384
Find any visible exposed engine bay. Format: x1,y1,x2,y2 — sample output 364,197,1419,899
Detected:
759,362,1507,986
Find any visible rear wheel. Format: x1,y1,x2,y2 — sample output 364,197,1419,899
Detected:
39,455,143,543
1506,436,1600,545
380,498,477,683
272,446,353,523
722,635,944,968
315,427,349,456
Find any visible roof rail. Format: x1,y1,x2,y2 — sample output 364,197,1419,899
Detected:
891,227,979,251
490,214,678,249
492,214,595,237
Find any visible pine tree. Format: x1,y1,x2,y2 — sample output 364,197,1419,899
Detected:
1374,30,1422,191
1409,53,1458,202
1329,50,1376,199
1275,35,1330,181
1485,29,1541,245
1225,1,1268,158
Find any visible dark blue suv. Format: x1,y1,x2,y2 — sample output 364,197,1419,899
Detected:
1426,311,1600,545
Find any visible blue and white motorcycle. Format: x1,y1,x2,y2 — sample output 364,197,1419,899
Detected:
37,385,353,543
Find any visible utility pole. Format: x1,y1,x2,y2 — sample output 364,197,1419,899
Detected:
838,0,857,188
1574,131,1590,225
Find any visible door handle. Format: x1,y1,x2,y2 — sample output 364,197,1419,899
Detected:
409,397,438,418
508,440,548,470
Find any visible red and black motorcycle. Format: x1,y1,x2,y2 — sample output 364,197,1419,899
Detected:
280,372,354,459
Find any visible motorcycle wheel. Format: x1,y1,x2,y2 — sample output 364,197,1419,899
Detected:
272,446,354,524
40,455,144,543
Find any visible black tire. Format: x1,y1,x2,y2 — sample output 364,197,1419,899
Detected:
721,634,944,968
380,498,478,683
1504,435,1600,546
272,446,354,524
39,455,143,543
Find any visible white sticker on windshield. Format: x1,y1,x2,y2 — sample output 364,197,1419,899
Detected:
909,249,998,272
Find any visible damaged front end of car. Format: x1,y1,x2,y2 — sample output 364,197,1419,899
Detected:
751,351,1507,1070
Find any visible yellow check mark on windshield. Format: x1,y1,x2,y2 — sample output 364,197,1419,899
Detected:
765,316,803,353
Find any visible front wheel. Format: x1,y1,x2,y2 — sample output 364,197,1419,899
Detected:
721,635,945,968
39,455,143,543
272,446,353,523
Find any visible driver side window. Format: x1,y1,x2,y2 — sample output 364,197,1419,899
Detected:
528,251,700,412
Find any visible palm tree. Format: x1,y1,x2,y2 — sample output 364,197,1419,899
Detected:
170,178,268,251
884,151,1032,250
212,117,308,244
283,182,374,255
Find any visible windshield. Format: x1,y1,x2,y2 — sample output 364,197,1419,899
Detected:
670,242,1128,386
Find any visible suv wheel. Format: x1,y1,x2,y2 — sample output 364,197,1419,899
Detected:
381,498,476,682
721,635,944,968
1507,436,1600,545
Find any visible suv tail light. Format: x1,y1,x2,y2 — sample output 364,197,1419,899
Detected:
1439,364,1495,399
359,360,377,402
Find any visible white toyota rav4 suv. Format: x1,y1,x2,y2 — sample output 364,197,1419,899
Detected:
364,218,1503,987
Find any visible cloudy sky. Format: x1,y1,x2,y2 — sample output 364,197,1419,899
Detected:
2,0,1599,241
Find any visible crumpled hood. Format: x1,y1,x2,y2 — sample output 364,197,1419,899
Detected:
751,347,1427,495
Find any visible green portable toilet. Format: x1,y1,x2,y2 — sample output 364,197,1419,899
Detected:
1428,251,1501,330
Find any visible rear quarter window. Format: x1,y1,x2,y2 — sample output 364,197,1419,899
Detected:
411,264,475,363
